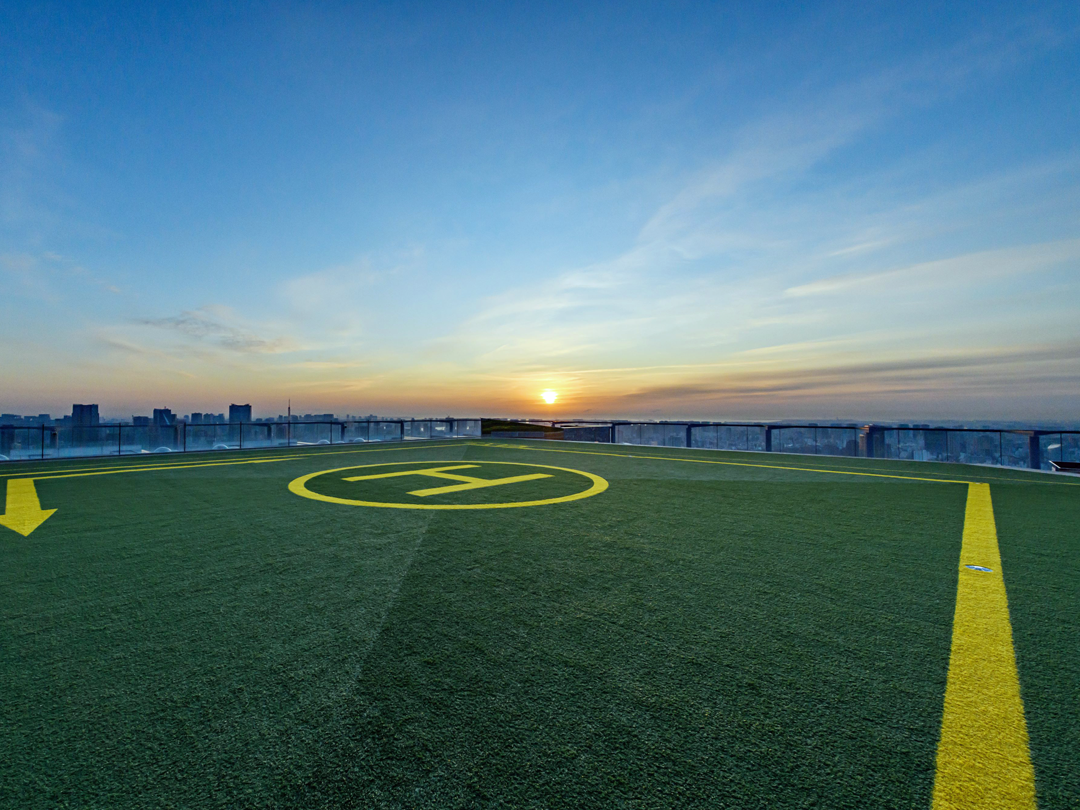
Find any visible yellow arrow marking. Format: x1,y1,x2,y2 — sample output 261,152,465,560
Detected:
0,479,56,537
932,483,1036,809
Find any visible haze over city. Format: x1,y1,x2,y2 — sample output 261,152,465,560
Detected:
2,2,1078,423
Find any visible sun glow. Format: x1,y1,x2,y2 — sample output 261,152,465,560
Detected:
541,390,558,404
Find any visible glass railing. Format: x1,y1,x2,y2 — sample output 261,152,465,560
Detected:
0,420,482,463
2,417,1074,472
557,421,1080,472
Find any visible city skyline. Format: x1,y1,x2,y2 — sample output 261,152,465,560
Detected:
3,3,1079,422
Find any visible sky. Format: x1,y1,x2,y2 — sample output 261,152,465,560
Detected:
2,1,1079,423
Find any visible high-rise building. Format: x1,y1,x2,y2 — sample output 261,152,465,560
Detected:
71,403,100,447
72,404,100,426
132,416,151,426
229,404,252,423
152,408,175,427
190,412,203,424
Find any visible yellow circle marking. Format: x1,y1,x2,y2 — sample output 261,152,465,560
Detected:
288,460,608,510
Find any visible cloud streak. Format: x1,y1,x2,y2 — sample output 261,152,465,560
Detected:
136,306,295,354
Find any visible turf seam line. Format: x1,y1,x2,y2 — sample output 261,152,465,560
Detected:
931,483,1036,810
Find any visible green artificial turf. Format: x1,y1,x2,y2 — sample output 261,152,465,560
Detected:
1,441,1077,808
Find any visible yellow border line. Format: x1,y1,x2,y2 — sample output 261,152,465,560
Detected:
6,438,1073,487
482,441,1080,487
19,442,466,482
288,460,608,510
932,483,1036,809
0,440,469,479
472,441,973,485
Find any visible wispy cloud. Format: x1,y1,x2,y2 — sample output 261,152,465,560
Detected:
136,305,295,354
784,239,1080,298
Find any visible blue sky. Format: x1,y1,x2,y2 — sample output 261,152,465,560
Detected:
2,1,1079,421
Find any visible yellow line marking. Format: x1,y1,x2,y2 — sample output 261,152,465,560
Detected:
477,441,974,485
0,440,471,479
932,483,1036,810
477,438,1078,486
0,443,470,536
408,473,551,497
24,442,463,482
341,463,552,497
0,479,57,537
5,437,1072,487
343,464,480,481
289,460,606,509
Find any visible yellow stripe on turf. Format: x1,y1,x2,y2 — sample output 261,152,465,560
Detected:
932,483,1035,810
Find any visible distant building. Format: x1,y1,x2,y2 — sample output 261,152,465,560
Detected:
190,412,203,424
132,416,151,426
72,404,100,426
153,408,175,427
72,403,100,446
229,404,252,423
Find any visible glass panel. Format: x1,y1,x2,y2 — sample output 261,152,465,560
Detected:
371,421,402,442
883,429,905,460
0,427,49,461
631,424,687,447
816,428,858,457
690,425,717,449
1062,433,1080,464
1038,433,1060,471
404,420,431,440
455,420,481,437
946,431,1001,466
54,425,120,458
120,424,183,456
715,426,744,452
773,427,815,455
340,421,370,443
679,425,766,451
561,425,612,442
186,424,240,452
1000,433,1030,468
745,426,766,452
290,422,333,446
909,429,949,463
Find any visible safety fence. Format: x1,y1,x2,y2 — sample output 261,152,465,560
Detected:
0,420,481,463
547,421,1080,472
3,417,1077,472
